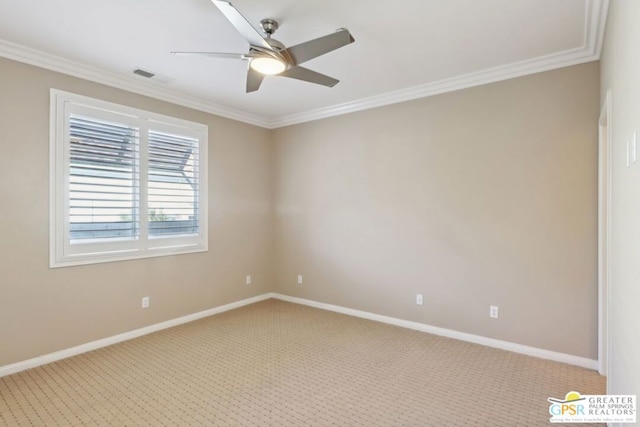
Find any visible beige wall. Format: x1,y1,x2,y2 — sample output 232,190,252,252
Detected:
0,56,601,367
274,62,600,359
0,57,274,366
600,0,640,405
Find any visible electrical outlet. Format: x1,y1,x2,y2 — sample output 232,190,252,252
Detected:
245,275,251,285
490,305,499,319
416,294,423,306
142,296,150,309
297,275,303,285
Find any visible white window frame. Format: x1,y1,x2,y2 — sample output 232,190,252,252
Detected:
50,89,208,268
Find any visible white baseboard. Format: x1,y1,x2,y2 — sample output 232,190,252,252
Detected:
271,293,599,371
0,293,272,378
0,292,598,377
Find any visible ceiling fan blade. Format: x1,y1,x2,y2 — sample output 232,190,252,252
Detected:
283,29,355,66
279,66,339,87
211,0,272,51
171,51,248,60
246,67,265,93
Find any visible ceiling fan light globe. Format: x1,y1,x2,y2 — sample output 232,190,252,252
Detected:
250,57,286,75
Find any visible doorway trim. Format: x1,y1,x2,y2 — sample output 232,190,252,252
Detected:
598,90,612,378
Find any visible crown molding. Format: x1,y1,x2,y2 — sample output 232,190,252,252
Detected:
0,39,271,128
270,0,609,128
0,0,608,130
593,0,610,57
268,48,598,128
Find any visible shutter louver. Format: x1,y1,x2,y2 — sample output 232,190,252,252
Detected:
148,130,199,237
68,115,139,243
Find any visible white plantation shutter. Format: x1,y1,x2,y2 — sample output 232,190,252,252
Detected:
51,90,208,267
69,115,139,242
148,130,199,238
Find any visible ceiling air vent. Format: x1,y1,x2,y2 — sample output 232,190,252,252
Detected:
133,68,155,78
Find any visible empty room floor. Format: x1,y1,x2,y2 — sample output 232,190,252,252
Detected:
0,299,605,426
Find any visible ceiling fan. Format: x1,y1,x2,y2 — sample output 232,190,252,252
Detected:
171,0,355,93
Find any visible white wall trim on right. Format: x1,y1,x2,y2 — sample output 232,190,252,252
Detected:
598,89,613,379
271,294,599,370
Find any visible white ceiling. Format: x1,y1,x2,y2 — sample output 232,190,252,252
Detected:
0,0,608,128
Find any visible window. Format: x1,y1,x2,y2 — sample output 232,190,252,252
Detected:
50,90,208,267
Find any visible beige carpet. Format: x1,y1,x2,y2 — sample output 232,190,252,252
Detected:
0,299,605,426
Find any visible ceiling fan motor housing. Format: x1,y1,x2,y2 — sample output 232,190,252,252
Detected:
259,19,279,37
